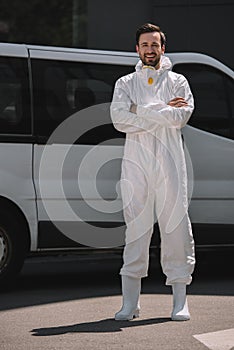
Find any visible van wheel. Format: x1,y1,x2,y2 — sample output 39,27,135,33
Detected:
0,209,29,286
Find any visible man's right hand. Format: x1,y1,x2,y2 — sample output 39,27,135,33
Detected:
130,103,137,114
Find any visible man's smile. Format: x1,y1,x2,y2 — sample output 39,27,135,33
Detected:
145,54,156,58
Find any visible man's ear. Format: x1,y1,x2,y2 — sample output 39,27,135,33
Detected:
161,44,166,54
136,44,139,54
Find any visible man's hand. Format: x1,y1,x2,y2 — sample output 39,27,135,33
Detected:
130,98,187,113
130,103,137,114
167,97,188,108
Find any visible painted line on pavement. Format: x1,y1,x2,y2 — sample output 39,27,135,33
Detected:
193,328,234,350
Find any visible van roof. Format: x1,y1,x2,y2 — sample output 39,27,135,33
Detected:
0,42,233,78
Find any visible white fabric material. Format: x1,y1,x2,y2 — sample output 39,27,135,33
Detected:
111,56,195,285
115,275,141,321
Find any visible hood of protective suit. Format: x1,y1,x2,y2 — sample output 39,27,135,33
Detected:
135,55,172,87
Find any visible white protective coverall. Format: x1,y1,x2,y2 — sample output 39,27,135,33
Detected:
111,55,195,285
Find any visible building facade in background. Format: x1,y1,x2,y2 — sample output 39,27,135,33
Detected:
0,0,233,69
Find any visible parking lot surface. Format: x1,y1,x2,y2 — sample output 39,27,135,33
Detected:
0,251,233,350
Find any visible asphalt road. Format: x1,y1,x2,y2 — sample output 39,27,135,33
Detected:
0,250,233,350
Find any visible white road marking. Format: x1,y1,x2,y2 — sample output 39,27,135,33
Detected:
193,328,234,350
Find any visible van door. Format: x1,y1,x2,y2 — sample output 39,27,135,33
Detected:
0,44,37,281
0,45,36,242
30,49,133,250
173,63,234,246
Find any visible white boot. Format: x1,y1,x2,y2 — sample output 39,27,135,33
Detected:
115,275,141,321
171,283,190,321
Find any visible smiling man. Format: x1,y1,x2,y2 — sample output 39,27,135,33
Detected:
111,23,195,322
137,29,164,68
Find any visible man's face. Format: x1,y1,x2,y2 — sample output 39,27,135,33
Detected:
136,31,165,69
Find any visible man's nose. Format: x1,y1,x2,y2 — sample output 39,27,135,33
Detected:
146,46,155,52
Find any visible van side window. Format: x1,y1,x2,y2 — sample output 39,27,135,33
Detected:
32,60,132,143
173,63,234,139
0,57,31,134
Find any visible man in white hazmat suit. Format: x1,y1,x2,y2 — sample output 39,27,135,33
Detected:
110,23,195,321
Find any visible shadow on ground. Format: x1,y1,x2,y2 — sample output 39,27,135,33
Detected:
31,317,171,336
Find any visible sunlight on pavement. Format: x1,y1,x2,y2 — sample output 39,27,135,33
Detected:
193,328,234,350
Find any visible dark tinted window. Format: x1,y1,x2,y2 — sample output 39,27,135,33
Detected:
0,57,31,134
173,63,234,139
32,59,133,143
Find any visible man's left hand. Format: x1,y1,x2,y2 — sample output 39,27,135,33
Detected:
167,97,188,108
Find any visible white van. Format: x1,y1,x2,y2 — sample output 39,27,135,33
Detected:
0,43,233,283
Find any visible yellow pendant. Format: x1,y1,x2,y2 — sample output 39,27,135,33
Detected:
148,77,154,85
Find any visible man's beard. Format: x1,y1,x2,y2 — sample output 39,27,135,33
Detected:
140,54,161,68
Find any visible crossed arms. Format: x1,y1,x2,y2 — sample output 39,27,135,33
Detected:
130,97,188,114
110,77,194,134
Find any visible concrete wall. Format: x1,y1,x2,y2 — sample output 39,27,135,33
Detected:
87,0,152,52
86,0,234,69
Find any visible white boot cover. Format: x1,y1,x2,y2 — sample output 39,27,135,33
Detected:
171,283,190,321
115,275,141,321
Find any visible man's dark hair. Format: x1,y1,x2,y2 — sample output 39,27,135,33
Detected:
136,23,166,47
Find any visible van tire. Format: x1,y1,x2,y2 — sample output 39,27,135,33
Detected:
0,205,30,286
